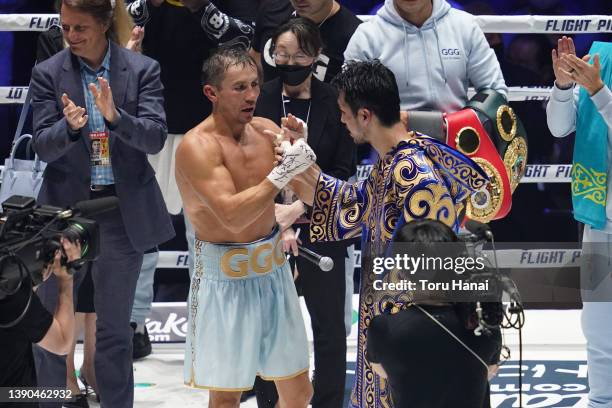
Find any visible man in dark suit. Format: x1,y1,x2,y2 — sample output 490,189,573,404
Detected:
29,1,174,407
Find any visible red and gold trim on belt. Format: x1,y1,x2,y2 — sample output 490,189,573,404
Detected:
445,108,514,222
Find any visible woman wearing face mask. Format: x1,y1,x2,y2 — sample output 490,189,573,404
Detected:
254,17,356,408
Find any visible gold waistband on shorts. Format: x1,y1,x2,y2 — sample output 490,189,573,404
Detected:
218,233,286,278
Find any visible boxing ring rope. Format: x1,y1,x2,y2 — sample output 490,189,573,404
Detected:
0,85,561,104
1,13,609,272
1,13,611,33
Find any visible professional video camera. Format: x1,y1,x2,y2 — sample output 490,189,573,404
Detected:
457,219,523,336
0,195,118,301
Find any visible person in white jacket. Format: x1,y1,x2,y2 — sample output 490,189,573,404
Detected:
546,37,612,408
344,0,507,112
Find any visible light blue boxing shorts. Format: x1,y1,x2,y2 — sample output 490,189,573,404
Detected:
184,226,309,391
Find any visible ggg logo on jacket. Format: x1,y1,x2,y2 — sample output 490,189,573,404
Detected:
441,48,461,59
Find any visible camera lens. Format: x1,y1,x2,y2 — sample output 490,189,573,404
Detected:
62,222,90,258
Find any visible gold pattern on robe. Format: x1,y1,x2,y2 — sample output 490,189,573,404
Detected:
310,136,488,408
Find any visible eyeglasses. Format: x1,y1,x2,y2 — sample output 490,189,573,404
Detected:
272,52,314,65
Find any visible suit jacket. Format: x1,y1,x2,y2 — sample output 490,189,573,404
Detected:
30,41,175,252
255,77,356,181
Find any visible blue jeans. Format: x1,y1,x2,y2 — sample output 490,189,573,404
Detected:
131,213,195,323
131,250,159,324
581,225,612,408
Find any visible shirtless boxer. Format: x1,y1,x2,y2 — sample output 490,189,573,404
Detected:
175,46,315,408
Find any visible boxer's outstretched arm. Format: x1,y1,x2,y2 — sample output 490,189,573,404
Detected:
290,164,321,207
176,135,278,234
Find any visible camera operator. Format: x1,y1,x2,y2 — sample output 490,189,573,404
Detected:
0,238,81,407
365,220,499,408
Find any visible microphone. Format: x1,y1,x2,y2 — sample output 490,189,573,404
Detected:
73,196,120,217
500,275,522,304
297,244,334,272
465,220,521,303
465,219,493,241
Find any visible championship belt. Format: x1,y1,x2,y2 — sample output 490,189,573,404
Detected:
446,89,528,222
465,89,528,194
405,90,528,222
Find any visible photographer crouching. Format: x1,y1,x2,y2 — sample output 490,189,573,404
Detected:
0,235,81,407
365,220,501,408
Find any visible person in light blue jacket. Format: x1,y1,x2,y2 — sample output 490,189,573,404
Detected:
344,0,507,112
546,38,612,408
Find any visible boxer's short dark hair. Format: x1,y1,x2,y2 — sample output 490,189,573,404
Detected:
332,60,400,127
201,46,260,88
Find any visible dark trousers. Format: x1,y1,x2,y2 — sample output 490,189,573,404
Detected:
255,229,348,408
34,208,143,408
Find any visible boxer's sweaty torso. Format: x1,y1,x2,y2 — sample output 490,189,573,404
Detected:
177,117,278,243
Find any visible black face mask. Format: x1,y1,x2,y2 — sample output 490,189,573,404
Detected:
276,64,313,86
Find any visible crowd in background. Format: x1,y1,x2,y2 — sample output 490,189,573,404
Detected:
0,0,610,299
0,1,610,407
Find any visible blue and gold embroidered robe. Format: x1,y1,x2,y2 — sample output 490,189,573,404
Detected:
309,135,488,408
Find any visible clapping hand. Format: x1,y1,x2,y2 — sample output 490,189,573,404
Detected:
126,26,145,53
62,93,88,131
560,53,605,96
552,36,577,89
88,77,119,124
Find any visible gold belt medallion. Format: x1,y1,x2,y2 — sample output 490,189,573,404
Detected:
496,105,517,142
466,158,504,223
503,136,528,192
